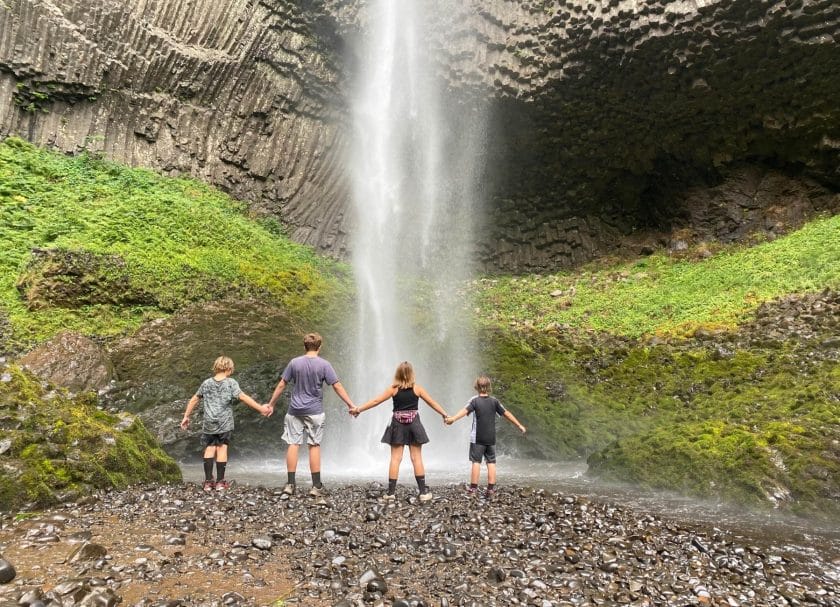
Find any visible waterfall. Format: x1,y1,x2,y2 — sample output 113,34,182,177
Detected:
327,0,486,475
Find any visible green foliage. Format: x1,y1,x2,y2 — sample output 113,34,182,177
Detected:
474,216,840,338
486,329,840,518
0,137,348,348
0,365,181,512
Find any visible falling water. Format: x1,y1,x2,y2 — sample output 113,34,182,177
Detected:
327,0,486,474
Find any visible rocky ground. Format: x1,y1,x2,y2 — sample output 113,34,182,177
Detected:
0,483,838,607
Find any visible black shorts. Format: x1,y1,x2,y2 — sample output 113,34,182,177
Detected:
469,443,496,464
202,431,232,446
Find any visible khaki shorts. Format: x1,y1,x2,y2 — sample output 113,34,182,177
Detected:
282,413,325,446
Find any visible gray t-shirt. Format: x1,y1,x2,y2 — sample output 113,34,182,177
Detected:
196,377,242,434
466,395,506,445
281,355,339,416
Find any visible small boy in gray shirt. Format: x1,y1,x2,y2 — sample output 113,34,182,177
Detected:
266,332,355,497
181,356,269,491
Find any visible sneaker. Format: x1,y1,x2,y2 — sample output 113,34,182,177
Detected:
203,479,215,492
382,493,396,502
418,490,433,502
309,485,327,498
282,483,296,496
485,488,496,499
466,486,477,496
215,479,230,491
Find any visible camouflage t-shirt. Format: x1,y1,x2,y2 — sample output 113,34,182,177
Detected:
196,377,242,434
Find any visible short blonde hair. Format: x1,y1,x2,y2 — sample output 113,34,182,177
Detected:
213,356,234,374
392,361,415,389
303,332,322,352
474,375,492,394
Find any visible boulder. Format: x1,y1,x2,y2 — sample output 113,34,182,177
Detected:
19,331,115,393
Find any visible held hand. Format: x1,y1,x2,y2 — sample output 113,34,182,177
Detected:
263,404,275,418
444,416,454,425
349,406,361,417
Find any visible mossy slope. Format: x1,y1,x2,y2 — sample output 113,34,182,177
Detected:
0,136,348,351
0,364,181,512
479,220,840,518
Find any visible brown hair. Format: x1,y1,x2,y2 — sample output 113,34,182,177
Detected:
392,361,415,389
474,375,492,394
303,332,322,352
213,356,234,374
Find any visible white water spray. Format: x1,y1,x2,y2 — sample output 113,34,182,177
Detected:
327,0,486,475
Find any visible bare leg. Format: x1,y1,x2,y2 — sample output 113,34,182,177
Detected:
203,445,217,460
409,444,425,477
389,445,404,480
470,462,481,485
308,444,321,473
487,463,497,485
286,444,299,473
215,444,228,463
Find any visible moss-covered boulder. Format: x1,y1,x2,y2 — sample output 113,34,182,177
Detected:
0,364,181,513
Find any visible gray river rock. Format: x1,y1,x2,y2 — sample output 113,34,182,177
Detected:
0,483,837,606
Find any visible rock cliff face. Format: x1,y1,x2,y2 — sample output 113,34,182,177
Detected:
1,0,838,270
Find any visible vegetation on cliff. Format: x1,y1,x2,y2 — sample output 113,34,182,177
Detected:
0,136,348,352
477,220,840,518
0,364,181,512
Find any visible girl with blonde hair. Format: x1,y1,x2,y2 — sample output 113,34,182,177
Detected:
351,361,449,501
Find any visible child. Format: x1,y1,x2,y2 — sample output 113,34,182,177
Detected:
265,332,355,497
181,356,269,491
351,361,449,502
445,375,526,497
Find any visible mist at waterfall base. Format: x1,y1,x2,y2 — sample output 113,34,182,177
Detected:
321,0,489,475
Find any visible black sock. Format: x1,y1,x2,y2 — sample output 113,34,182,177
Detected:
312,472,322,488
287,471,296,485
203,458,214,481
415,475,426,493
216,461,226,481
388,478,397,494
487,483,495,490
470,483,478,490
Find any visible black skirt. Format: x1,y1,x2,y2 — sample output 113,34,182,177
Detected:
380,415,430,445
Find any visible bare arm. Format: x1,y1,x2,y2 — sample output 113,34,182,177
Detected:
266,378,287,413
180,395,200,429
355,386,397,414
415,385,448,419
239,392,270,417
445,407,469,425
503,410,526,433
331,381,355,410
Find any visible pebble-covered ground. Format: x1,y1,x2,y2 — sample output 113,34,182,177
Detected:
0,483,838,607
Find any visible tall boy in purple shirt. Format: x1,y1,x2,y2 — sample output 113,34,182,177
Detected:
266,332,355,496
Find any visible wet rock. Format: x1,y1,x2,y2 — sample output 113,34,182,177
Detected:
0,558,15,584
68,543,108,563
251,536,272,550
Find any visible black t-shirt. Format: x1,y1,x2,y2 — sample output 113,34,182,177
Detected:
466,395,506,445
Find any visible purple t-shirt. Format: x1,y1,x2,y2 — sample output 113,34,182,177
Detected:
281,355,339,416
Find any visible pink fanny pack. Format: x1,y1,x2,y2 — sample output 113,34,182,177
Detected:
393,410,418,424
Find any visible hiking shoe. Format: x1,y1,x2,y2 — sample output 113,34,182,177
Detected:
418,490,433,502
282,483,296,496
215,480,230,491
381,493,396,502
309,485,327,498
466,487,477,496
485,488,496,499
203,479,215,492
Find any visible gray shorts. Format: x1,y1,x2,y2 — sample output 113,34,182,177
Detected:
282,413,325,446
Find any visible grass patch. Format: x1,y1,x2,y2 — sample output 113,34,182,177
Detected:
474,216,840,338
0,136,348,348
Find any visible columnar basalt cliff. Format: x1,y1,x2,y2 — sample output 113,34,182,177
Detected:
1,0,838,270
0,0,351,254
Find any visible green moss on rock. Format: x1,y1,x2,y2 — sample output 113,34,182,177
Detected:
0,365,181,512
